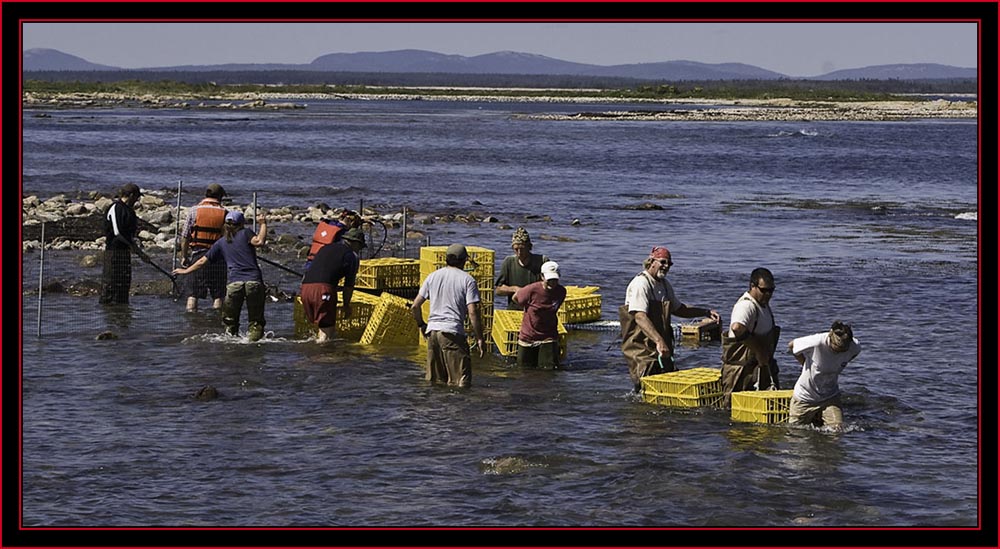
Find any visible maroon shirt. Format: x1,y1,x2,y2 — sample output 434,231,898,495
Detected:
513,281,567,342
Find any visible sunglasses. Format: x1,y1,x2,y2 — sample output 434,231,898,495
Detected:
656,259,673,267
756,286,775,294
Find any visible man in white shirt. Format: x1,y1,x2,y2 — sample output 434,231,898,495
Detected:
411,244,486,388
620,246,721,392
787,321,861,430
720,267,780,406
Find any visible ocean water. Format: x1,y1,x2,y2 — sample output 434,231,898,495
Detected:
18,99,981,536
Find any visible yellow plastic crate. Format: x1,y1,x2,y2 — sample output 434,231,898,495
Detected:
731,390,794,424
360,292,419,346
680,318,722,341
419,245,495,287
564,285,600,295
491,309,567,359
293,291,379,341
557,293,602,324
641,367,723,408
356,258,421,290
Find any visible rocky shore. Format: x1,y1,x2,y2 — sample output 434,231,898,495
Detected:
22,90,977,121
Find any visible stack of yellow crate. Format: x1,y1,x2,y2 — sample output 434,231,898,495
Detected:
640,367,724,408
292,291,381,341
491,309,568,359
418,246,495,348
731,390,794,424
356,258,421,293
359,292,419,346
559,285,603,324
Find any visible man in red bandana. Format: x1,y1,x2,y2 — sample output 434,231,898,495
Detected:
619,246,721,393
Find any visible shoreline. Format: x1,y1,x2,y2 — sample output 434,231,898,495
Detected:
23,91,978,121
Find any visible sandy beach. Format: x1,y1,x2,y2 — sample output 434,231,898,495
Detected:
23,90,978,121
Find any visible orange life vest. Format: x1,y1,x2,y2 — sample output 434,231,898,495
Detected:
307,219,346,262
189,199,226,249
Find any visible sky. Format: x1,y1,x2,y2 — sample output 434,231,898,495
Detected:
20,21,977,77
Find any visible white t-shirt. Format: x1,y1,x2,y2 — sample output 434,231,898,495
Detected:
625,271,679,314
418,266,481,335
728,291,774,337
790,332,862,403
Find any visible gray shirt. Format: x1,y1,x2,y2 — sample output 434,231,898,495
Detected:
419,266,481,335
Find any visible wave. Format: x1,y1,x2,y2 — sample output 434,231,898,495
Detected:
767,129,818,138
955,212,977,221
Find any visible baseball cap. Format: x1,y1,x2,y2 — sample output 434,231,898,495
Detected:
120,183,142,198
446,243,468,260
541,261,560,280
342,227,368,248
206,183,227,198
225,210,245,225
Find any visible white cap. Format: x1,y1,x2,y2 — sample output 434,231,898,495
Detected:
541,261,560,280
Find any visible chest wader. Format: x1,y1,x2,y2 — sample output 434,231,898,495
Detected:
720,298,780,406
619,299,673,392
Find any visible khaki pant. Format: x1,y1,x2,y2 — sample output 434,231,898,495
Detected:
426,330,471,388
789,395,844,427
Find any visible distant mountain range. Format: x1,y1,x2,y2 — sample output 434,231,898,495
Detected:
22,48,978,81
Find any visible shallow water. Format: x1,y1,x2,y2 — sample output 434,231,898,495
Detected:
19,99,980,531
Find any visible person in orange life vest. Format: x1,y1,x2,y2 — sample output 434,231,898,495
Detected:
620,246,722,392
512,261,567,369
179,183,229,312
299,228,366,344
304,209,363,270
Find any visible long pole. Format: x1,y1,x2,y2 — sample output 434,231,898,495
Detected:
37,222,45,338
172,179,182,270
258,255,304,278
401,206,407,258
252,191,258,232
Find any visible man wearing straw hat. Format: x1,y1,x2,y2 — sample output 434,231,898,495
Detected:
496,227,550,311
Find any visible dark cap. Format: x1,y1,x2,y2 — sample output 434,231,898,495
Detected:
119,183,141,198
446,243,468,260
206,183,226,198
342,227,367,248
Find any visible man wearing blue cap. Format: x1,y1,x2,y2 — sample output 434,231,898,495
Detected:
174,209,268,341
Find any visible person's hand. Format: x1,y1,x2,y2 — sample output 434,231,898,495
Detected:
171,266,186,276
475,337,486,358
787,341,795,353
708,309,721,324
656,339,670,356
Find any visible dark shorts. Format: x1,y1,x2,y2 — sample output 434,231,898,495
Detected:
184,248,227,300
300,282,337,328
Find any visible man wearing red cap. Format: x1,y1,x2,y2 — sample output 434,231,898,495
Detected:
620,246,721,392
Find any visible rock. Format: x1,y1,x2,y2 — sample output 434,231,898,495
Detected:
625,202,664,211
95,331,118,341
194,385,220,401
42,280,66,293
571,218,581,226
65,203,87,216
484,216,499,223
80,255,99,268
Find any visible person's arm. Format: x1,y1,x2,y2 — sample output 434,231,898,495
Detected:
673,303,721,324
411,295,428,335
250,213,267,247
787,340,806,366
467,302,485,358
173,254,208,276
634,311,670,356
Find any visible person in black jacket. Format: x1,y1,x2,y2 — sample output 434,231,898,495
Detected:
299,228,366,343
99,183,143,305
